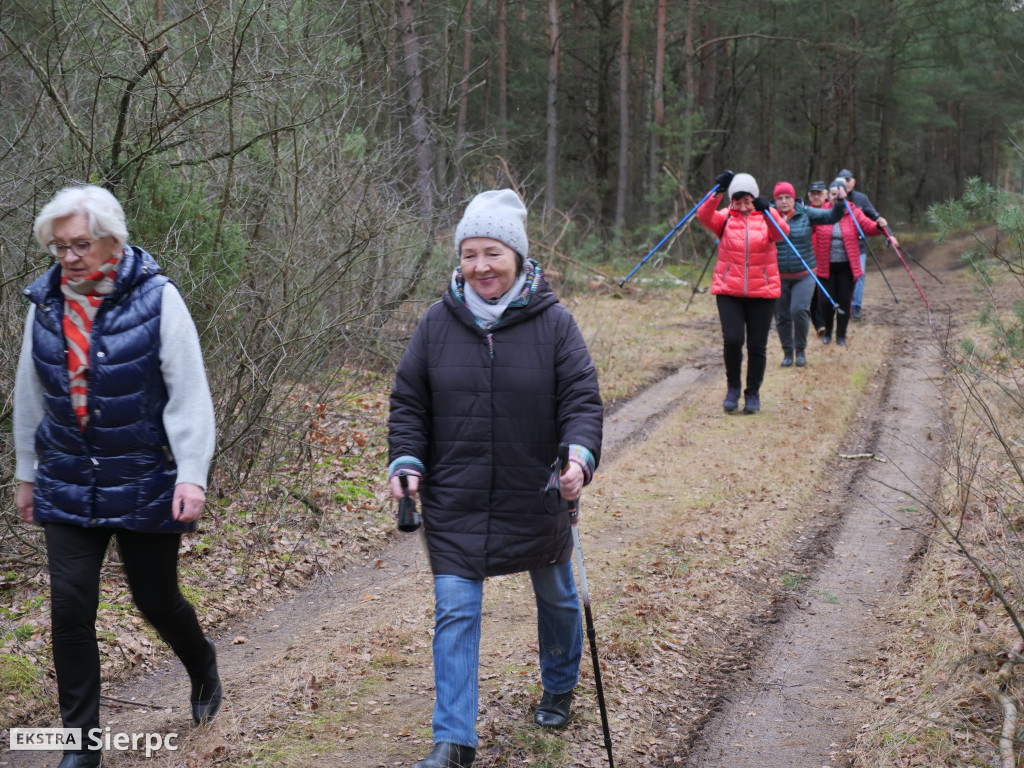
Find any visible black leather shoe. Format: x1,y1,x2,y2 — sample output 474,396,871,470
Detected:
836,337,847,347
412,742,476,768
57,753,103,768
822,334,831,345
534,689,573,728
191,637,223,724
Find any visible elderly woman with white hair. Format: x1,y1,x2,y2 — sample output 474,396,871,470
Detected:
14,185,221,768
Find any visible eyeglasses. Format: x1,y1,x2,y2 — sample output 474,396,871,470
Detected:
47,240,94,258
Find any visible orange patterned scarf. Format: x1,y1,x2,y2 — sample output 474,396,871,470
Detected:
60,253,122,430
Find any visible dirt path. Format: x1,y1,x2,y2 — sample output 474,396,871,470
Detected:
685,338,942,767
1,236,973,768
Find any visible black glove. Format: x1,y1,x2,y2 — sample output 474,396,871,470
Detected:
714,171,734,191
752,196,770,212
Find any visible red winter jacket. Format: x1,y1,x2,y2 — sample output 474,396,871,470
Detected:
697,194,787,299
811,202,882,281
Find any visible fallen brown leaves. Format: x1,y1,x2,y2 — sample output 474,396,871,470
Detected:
0,372,397,731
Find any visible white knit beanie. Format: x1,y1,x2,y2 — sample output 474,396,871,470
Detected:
727,173,759,199
454,189,529,260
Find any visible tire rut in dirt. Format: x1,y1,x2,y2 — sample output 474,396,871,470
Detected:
671,339,943,766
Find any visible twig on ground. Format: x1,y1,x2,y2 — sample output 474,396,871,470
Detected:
838,452,888,462
100,693,171,710
996,640,1023,768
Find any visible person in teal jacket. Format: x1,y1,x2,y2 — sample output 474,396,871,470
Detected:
770,181,843,367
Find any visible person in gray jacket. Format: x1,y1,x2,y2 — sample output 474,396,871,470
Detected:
14,185,220,768
836,169,890,319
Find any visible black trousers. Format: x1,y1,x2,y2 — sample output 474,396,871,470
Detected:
716,294,777,396
45,523,212,750
820,261,855,340
810,283,825,332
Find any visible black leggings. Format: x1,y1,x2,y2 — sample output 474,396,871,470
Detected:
820,261,855,340
716,294,777,396
45,524,212,745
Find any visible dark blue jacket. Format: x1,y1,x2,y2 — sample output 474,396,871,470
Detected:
24,246,192,533
773,201,843,274
388,272,603,579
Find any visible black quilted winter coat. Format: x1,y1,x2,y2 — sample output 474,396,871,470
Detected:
388,272,603,580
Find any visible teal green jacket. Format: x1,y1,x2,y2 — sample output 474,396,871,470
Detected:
773,201,843,274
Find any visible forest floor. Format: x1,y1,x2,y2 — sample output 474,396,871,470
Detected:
1,231,999,768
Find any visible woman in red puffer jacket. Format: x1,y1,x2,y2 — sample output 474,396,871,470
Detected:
697,171,788,415
811,179,888,347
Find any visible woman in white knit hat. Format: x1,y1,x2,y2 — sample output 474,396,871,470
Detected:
696,171,789,414
387,190,603,768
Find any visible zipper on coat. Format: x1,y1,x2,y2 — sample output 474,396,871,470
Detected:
743,211,751,297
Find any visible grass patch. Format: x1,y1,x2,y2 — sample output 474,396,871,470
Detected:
0,654,47,730
781,571,809,591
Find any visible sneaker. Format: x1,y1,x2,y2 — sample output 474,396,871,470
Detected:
851,305,862,319
822,334,831,345
815,326,825,338
723,387,740,413
743,393,760,414
795,350,806,367
836,337,847,347
781,354,793,367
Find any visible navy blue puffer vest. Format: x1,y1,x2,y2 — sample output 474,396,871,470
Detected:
23,246,192,533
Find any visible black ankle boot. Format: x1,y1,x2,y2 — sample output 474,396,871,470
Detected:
533,689,573,728
412,742,476,768
190,637,223,724
57,752,103,768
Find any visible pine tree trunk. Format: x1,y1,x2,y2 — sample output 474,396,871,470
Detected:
397,0,433,219
648,0,666,216
614,0,631,231
680,0,694,189
875,45,896,211
497,0,508,148
455,0,472,199
544,0,560,222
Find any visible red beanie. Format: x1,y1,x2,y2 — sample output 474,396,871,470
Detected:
773,182,795,200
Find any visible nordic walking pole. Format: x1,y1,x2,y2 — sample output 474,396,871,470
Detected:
619,185,721,287
683,247,716,312
760,209,841,312
901,244,946,284
879,224,932,311
557,443,614,768
843,200,899,305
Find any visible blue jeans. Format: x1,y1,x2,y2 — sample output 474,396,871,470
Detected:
431,561,582,747
852,252,866,307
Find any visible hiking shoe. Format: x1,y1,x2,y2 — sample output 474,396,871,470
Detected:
822,334,831,345
743,393,760,414
781,354,793,367
534,689,574,729
723,387,740,412
851,305,862,319
836,337,847,347
413,743,476,768
795,350,806,367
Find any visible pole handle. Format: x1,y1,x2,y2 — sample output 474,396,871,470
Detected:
557,443,579,524
396,470,421,533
